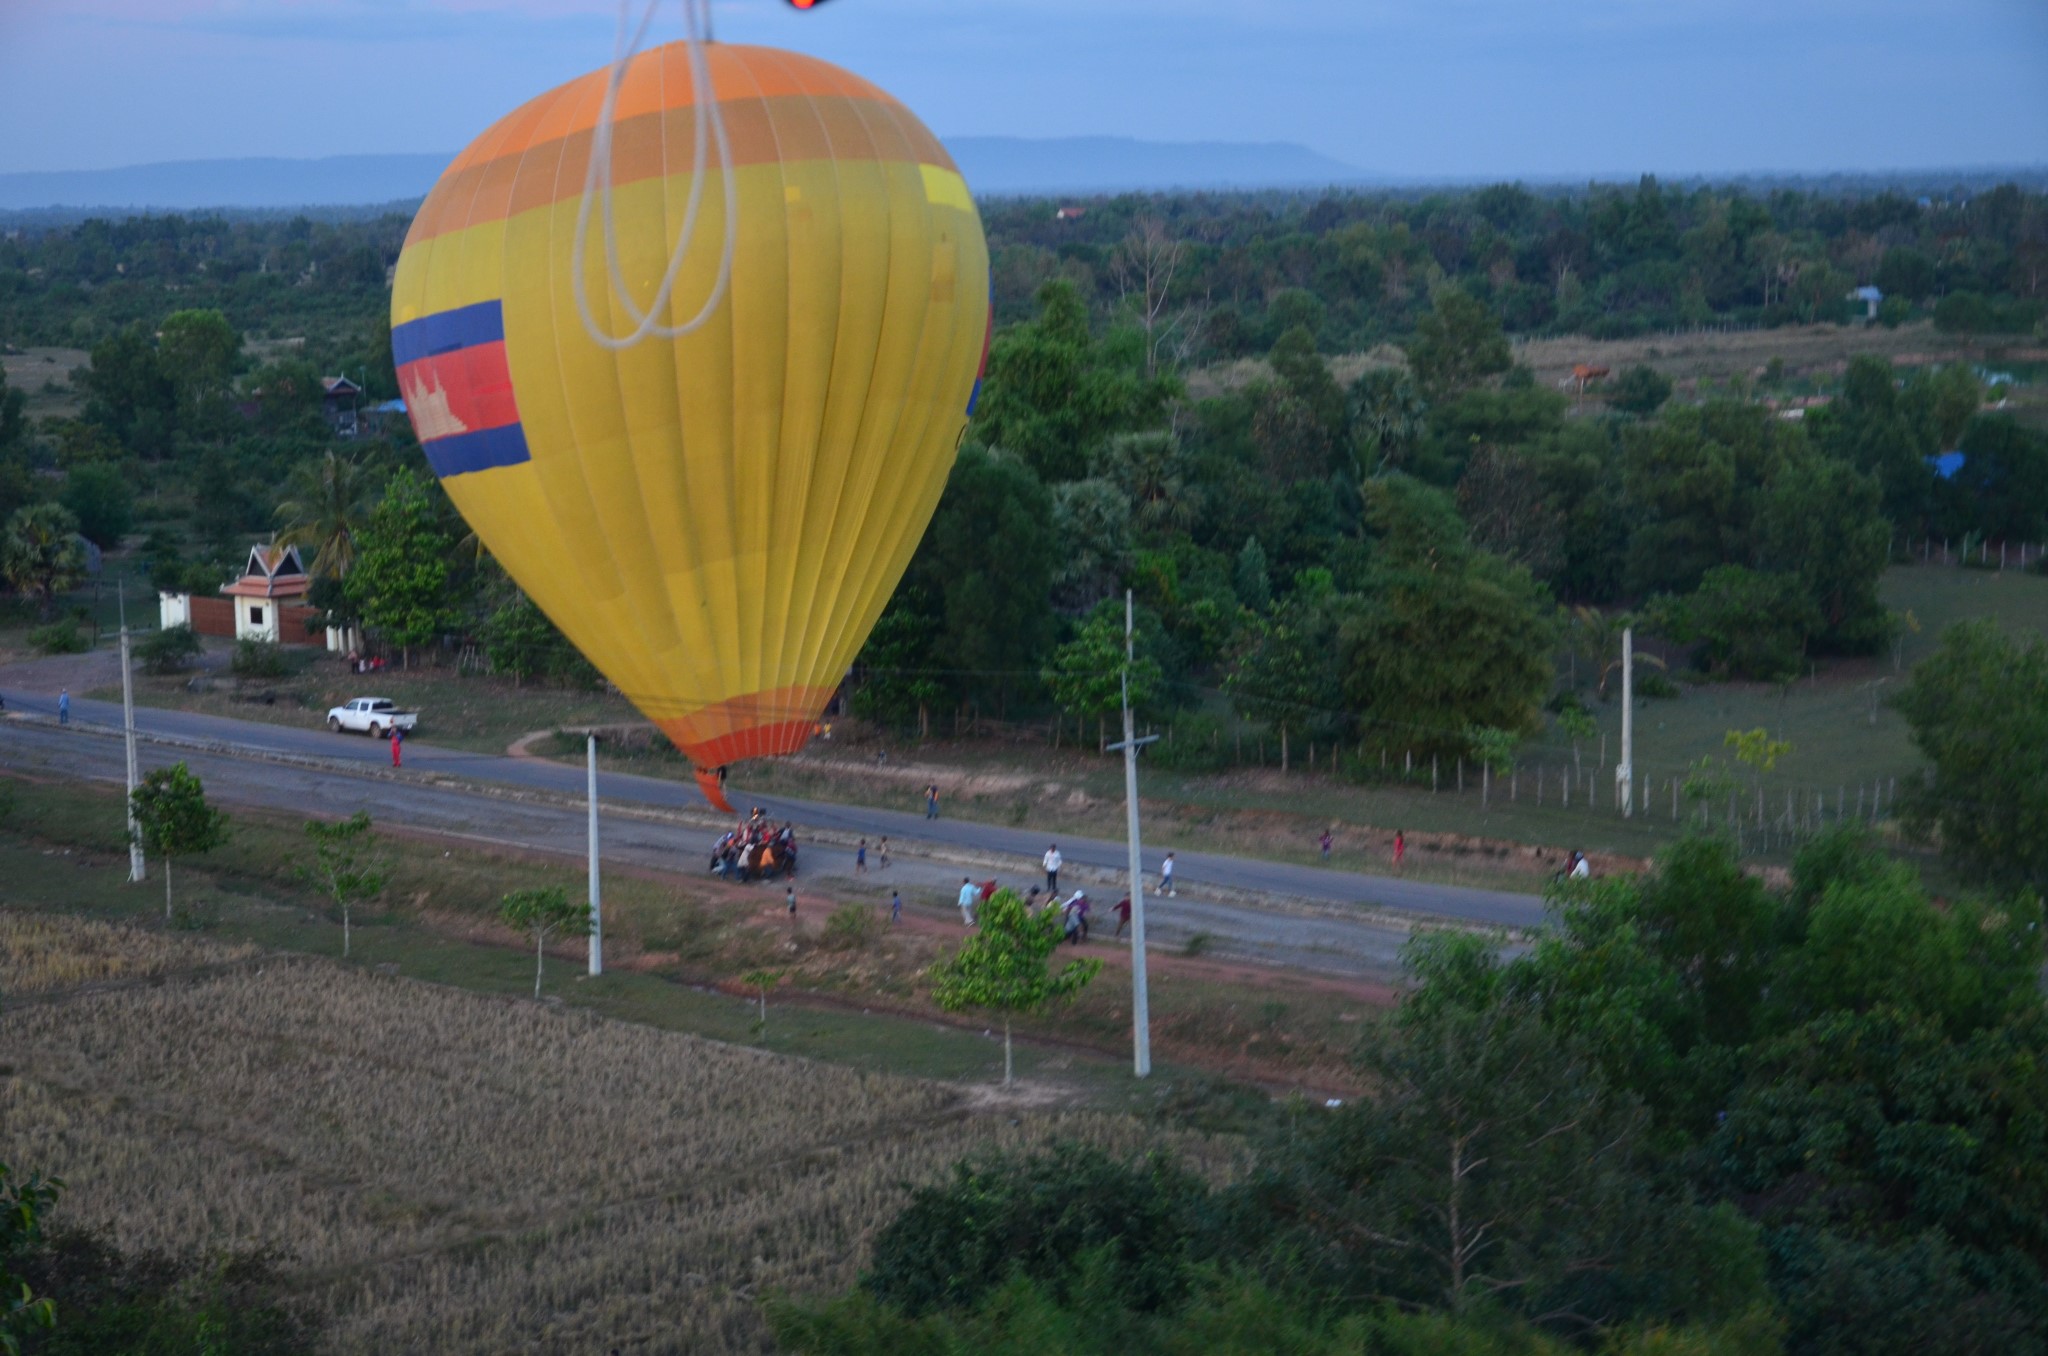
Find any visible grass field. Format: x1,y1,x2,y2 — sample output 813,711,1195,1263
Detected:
1187,320,1993,404
0,345,87,420
1,921,1199,1353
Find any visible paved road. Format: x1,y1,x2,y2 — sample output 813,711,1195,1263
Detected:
0,684,1546,977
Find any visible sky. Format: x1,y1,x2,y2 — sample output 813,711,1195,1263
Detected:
1,0,2044,180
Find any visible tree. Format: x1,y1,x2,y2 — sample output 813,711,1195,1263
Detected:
2,504,86,620
969,279,1177,482
0,1163,61,1355
130,762,229,921
851,589,945,736
1226,584,1343,769
1043,604,1161,748
59,463,134,549
1403,285,1511,403
155,308,241,427
928,889,1099,1085
1651,565,1819,680
1340,478,1558,756
1893,619,2048,891
499,886,592,999
1232,536,1271,612
79,326,175,459
275,450,378,578
1048,477,1132,611
905,446,1059,716
300,812,388,959
739,968,784,1029
1609,365,1673,417
346,467,452,666
1348,367,1427,476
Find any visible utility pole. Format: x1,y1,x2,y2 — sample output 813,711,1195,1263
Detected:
1106,590,1159,1077
1616,626,1634,817
119,581,145,883
587,733,603,976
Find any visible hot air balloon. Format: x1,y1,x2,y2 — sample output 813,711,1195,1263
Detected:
391,39,991,812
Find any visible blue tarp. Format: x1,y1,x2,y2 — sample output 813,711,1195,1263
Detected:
1930,451,1966,480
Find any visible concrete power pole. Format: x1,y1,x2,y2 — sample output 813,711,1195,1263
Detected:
119,582,145,883
1616,626,1634,817
587,733,603,976
1107,590,1158,1078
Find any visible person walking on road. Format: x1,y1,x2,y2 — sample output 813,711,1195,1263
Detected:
1113,894,1132,940
390,724,403,768
57,688,70,726
956,877,978,926
924,785,940,819
855,838,868,875
1319,829,1332,861
786,885,798,916
877,837,891,870
1393,830,1405,870
1159,851,1175,897
1043,844,1062,893
890,890,902,925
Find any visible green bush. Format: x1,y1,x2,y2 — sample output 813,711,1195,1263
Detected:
231,637,288,678
1146,711,1232,773
136,623,203,675
820,902,880,952
27,621,89,655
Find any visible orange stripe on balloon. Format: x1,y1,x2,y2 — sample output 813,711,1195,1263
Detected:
407,93,954,247
443,43,900,177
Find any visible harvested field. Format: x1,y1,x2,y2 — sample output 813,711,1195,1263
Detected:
0,908,257,995
0,951,1188,1354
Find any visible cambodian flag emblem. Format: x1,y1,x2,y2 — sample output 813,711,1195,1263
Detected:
393,300,531,479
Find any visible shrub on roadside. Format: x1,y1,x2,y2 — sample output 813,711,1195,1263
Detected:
821,902,880,951
136,623,202,675
230,637,288,678
27,621,88,655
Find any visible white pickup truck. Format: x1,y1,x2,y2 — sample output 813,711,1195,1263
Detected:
326,697,419,737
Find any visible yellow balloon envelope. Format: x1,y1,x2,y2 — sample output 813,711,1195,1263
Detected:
391,42,990,810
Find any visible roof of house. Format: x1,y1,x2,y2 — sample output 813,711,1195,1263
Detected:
221,542,312,599
321,376,363,396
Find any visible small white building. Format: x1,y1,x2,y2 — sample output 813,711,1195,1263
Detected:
157,542,356,652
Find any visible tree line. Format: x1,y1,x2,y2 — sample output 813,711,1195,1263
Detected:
775,828,2048,1356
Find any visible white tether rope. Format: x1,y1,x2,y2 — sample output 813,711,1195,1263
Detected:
572,0,738,349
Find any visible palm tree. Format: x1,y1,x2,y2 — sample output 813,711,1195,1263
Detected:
275,450,376,578
2,503,87,620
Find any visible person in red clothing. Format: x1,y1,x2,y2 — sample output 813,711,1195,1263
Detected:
390,725,403,768
1392,829,1405,869
1112,894,1132,940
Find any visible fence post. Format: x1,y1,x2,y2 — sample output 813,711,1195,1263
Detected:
1432,756,1439,793
1457,758,1464,793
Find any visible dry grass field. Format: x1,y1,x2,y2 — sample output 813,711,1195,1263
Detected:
0,345,87,419
1186,320,2010,402
0,909,255,995
0,932,1194,1354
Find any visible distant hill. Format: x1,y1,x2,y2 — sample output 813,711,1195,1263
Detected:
0,154,451,213
947,136,1370,195
0,138,1371,214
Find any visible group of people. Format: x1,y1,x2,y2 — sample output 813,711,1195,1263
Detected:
853,837,890,873
710,808,799,882
950,874,1137,945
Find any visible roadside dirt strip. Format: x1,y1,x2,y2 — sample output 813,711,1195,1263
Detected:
0,690,1546,982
